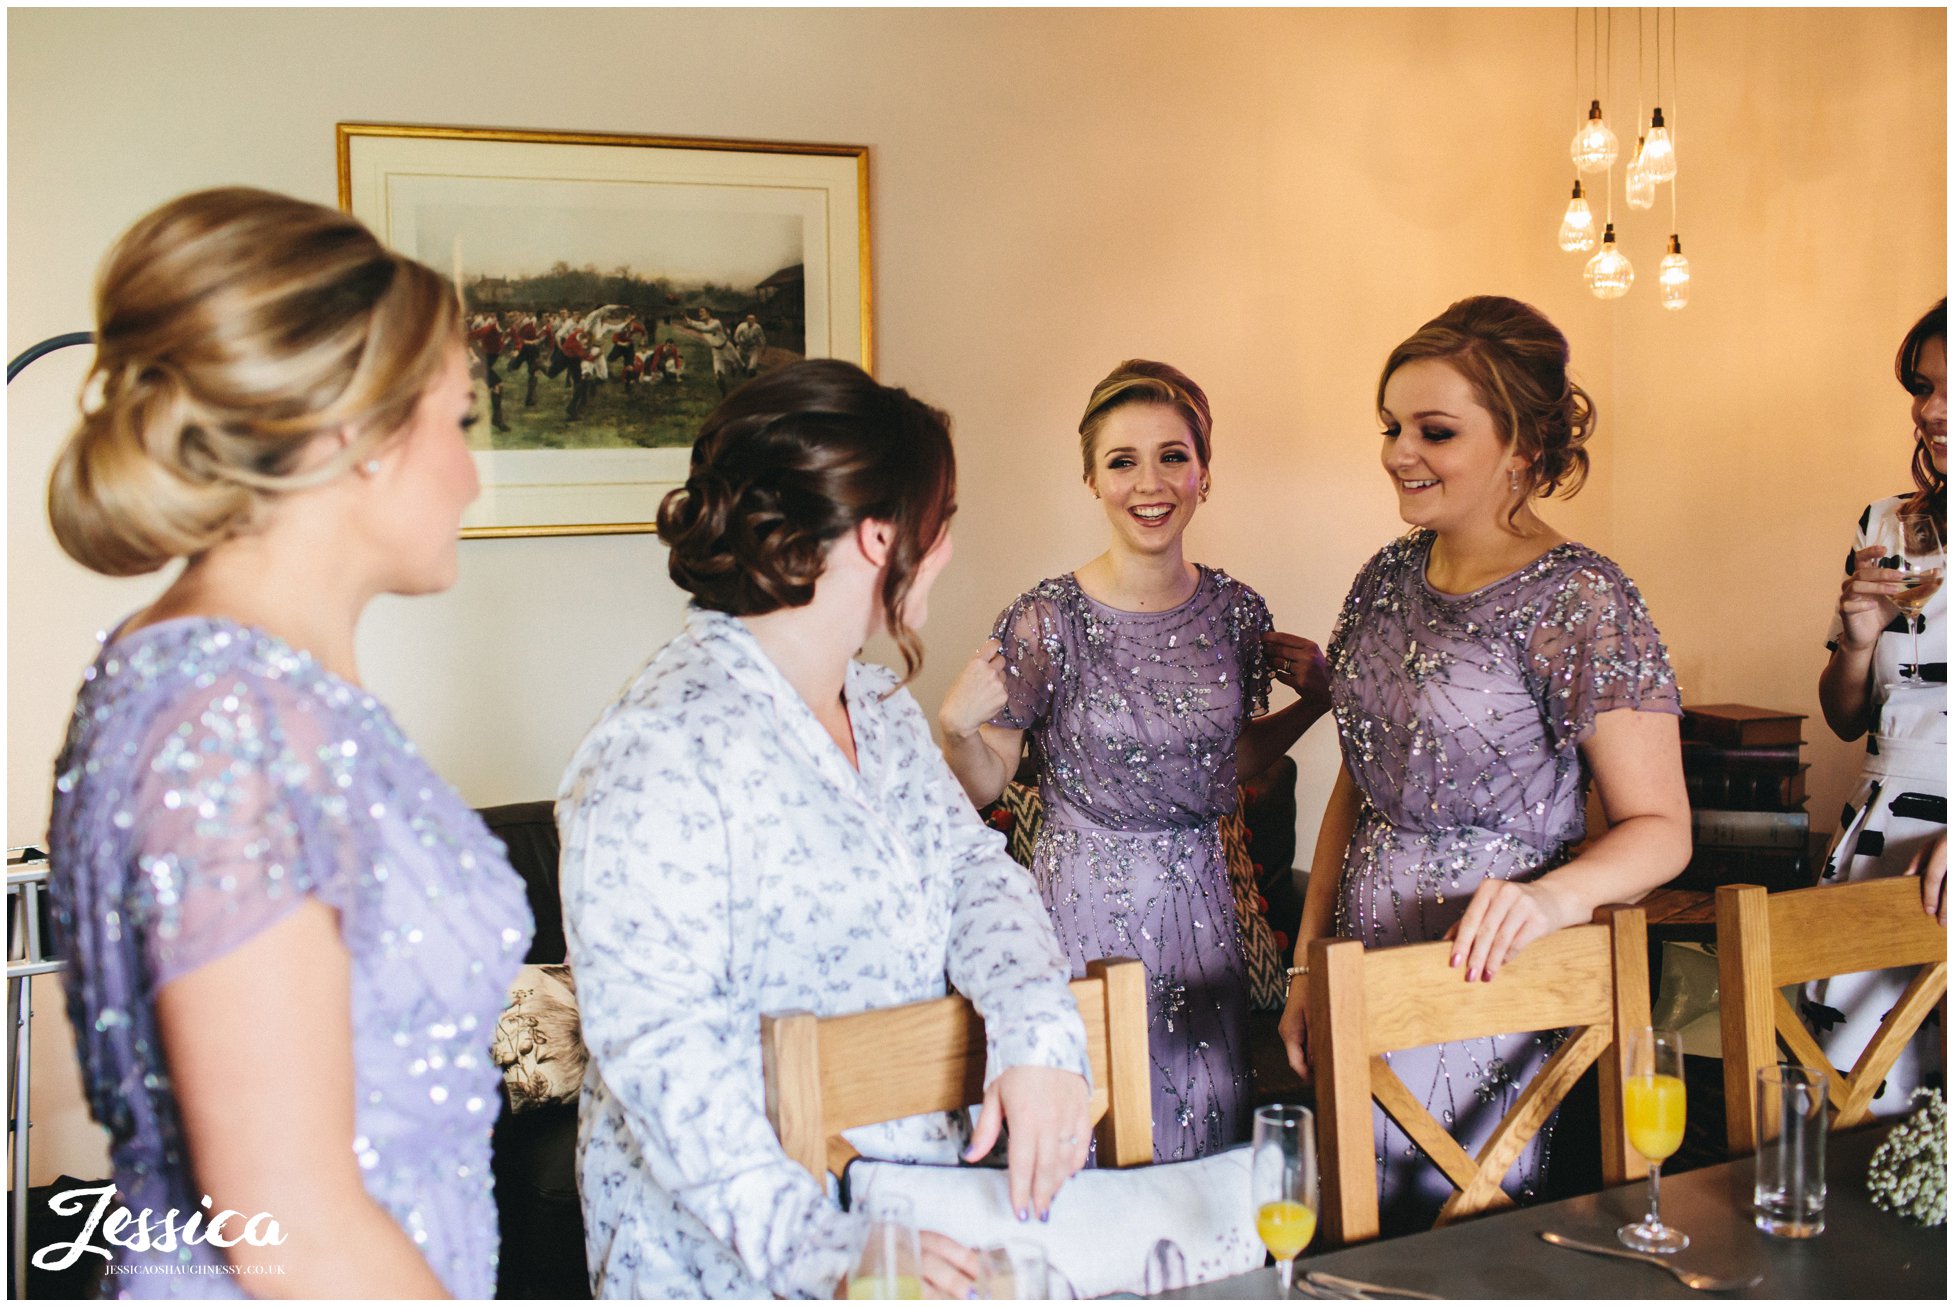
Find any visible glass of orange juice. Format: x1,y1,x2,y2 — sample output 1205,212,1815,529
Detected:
1251,1103,1318,1298
1619,1026,1689,1254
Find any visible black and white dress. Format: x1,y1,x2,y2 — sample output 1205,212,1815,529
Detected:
1807,493,1947,1109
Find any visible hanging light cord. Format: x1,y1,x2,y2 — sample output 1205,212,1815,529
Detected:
1604,7,1614,223
1669,6,1680,231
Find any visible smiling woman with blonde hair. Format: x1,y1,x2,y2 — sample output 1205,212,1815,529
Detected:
46,187,531,1297
940,359,1332,1162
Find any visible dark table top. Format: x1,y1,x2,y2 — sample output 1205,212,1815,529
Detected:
1158,1124,1944,1299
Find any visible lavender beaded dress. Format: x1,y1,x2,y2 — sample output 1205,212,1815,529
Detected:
1327,532,1679,1229
47,619,532,1298
991,566,1272,1160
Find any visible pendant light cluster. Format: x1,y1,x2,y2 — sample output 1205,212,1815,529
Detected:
1557,9,1691,308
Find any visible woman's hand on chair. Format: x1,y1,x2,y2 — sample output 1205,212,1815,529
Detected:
1444,877,1581,983
1911,830,1948,927
963,1063,1091,1222
1277,974,1312,1082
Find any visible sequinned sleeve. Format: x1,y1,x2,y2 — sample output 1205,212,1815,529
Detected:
988,588,1065,731
557,709,867,1300
1235,582,1275,722
128,674,362,990
1527,560,1683,753
886,685,1089,1088
1824,504,1874,652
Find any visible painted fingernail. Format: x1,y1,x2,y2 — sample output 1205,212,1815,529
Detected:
1017,1208,1029,1223
1039,1208,1051,1223
967,1291,978,1301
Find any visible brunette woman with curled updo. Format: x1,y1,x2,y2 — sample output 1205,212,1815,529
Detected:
1276,296,1690,1230
45,188,531,1296
556,359,1091,1300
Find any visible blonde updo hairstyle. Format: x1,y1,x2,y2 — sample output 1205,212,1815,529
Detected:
49,187,461,576
1077,359,1213,480
1377,296,1594,524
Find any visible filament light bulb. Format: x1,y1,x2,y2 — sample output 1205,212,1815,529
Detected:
1625,138,1656,210
1658,234,1690,310
1641,107,1677,182
1557,180,1597,252
1585,223,1634,300
1570,100,1620,174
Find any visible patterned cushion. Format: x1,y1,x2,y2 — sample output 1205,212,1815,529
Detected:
1221,808,1286,1011
996,781,1046,867
842,1145,1260,1298
491,963,587,1112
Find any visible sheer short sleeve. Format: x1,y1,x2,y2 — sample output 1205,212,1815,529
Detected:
128,675,362,989
1235,582,1275,721
1527,559,1682,754
989,588,1067,731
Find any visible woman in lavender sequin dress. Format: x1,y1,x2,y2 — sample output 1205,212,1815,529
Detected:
942,361,1331,1161
44,190,531,1297
1278,299,1690,1230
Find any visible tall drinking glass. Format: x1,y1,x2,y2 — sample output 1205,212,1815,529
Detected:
1251,1104,1318,1299
1882,510,1944,691
846,1196,923,1299
1619,1026,1689,1254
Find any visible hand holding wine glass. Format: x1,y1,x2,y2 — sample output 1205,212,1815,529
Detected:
1618,1026,1689,1255
1251,1104,1318,1299
1884,510,1945,690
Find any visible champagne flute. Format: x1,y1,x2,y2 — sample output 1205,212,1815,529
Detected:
1619,1026,1689,1254
846,1196,923,1299
1884,510,1945,690
1251,1103,1318,1299
975,1241,1052,1299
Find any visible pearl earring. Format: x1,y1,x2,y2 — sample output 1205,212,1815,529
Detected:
361,459,382,476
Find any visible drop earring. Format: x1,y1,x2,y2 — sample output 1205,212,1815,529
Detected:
1199,479,1211,502
1509,469,1521,492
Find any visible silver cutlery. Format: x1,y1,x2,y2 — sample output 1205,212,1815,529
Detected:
1537,1231,1763,1292
1302,1269,1444,1300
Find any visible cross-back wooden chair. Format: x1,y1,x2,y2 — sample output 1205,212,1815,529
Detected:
760,957,1153,1183
1716,877,1948,1154
1308,905,1652,1248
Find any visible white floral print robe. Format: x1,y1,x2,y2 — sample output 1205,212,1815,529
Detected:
558,607,1090,1299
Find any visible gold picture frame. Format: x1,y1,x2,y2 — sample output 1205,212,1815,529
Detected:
337,122,872,538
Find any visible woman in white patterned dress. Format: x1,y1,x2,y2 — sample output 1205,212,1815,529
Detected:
557,359,1092,1300
1810,297,1947,1109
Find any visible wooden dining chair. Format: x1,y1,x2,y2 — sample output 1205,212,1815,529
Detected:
1715,877,1948,1155
1307,906,1652,1248
760,957,1154,1183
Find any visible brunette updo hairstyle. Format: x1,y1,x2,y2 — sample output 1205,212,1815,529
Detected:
1896,296,1946,528
1077,360,1213,479
48,187,460,577
1378,296,1594,522
657,358,956,682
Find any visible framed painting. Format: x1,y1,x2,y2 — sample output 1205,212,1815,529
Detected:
338,122,871,537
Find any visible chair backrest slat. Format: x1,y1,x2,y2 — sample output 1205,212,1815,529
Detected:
1310,906,1650,1249
1361,930,1616,1050
1716,880,1949,1155
762,956,1152,1182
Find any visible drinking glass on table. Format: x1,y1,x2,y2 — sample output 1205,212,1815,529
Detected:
1882,510,1944,690
975,1240,1051,1299
1251,1103,1318,1299
1619,1026,1689,1254
846,1196,923,1299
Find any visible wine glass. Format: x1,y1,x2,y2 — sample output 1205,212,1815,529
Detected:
1882,510,1945,691
1251,1103,1318,1299
846,1196,923,1299
1619,1026,1690,1254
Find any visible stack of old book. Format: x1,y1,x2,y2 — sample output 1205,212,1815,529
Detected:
1676,703,1823,893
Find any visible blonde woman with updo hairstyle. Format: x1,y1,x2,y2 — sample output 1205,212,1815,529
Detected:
556,359,1090,1300
940,360,1333,1162
1276,295,1690,1230
45,187,532,1297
